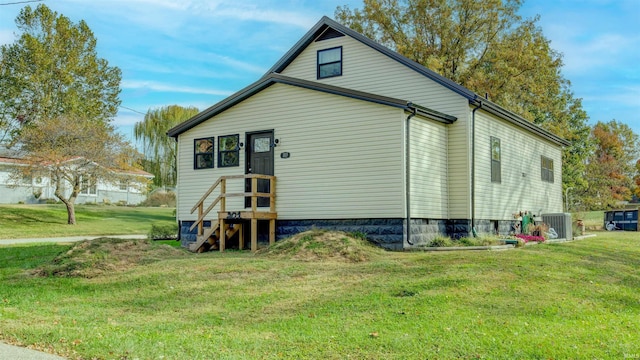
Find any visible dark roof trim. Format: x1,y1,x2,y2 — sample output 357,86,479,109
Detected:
267,16,477,100
168,73,456,138
473,99,571,147
273,73,409,108
409,103,457,124
168,75,273,137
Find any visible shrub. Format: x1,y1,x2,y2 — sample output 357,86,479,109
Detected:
429,236,453,247
456,237,476,246
142,190,176,207
148,223,178,240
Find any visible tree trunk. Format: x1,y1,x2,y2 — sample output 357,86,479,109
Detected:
53,176,78,225
64,201,76,225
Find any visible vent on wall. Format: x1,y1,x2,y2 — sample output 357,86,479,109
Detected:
542,213,573,240
316,27,345,42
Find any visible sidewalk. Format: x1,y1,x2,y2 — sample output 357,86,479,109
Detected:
0,234,147,245
0,342,67,360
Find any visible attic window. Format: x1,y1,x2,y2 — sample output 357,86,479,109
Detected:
317,46,342,79
194,137,214,169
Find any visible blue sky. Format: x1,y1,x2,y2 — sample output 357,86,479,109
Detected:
1,0,638,143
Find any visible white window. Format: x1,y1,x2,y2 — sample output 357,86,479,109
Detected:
80,177,97,195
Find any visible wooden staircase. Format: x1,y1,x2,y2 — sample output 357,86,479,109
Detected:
188,174,276,253
188,221,242,253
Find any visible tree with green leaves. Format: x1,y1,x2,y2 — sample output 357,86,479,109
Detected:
16,115,145,224
0,4,121,143
634,159,640,200
335,0,591,201
579,120,640,210
134,105,199,188
1,4,133,224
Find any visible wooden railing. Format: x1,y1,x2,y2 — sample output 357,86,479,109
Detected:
189,174,276,237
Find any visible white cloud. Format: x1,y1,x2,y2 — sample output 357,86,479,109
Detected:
202,3,318,29
552,32,637,75
121,80,234,96
193,52,267,75
583,84,640,109
112,112,144,127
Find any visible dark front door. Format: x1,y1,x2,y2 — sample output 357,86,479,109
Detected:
246,131,274,208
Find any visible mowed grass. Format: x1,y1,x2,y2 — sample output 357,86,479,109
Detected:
0,204,175,239
574,210,605,228
0,232,639,359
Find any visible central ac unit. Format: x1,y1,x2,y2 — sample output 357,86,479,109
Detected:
542,213,573,240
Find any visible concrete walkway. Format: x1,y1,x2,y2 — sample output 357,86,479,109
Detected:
0,342,67,360
0,234,147,245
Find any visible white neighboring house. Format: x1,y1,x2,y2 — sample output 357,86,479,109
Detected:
0,154,153,205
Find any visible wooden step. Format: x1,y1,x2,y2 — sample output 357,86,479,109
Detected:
188,221,219,252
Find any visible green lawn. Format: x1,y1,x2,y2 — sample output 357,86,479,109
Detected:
0,204,175,239
574,210,604,229
0,231,638,359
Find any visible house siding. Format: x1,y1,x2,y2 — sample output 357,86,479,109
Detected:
409,116,449,219
176,83,406,222
473,109,563,224
280,34,471,219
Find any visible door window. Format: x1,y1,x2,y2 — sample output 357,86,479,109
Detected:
254,137,271,153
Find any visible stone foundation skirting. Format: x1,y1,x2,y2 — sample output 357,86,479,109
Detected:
178,218,519,251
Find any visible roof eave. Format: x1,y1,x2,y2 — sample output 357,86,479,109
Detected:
167,76,274,138
168,73,456,138
472,99,571,147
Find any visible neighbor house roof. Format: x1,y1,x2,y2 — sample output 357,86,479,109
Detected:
167,73,456,138
0,155,153,178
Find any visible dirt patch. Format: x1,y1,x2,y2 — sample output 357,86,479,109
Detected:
31,237,188,278
256,230,385,262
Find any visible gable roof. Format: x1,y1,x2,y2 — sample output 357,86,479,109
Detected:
170,16,569,147
267,16,570,147
167,73,456,138
267,16,477,100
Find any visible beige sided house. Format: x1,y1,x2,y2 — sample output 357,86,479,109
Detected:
168,16,569,252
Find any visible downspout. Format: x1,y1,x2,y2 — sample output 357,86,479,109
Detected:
405,105,417,246
471,100,483,237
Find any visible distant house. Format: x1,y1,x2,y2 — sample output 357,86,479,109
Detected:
168,16,569,251
0,153,153,205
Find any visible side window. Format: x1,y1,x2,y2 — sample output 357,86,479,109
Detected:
490,137,501,183
194,137,214,169
317,46,342,79
80,177,97,195
541,156,554,183
218,134,239,167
